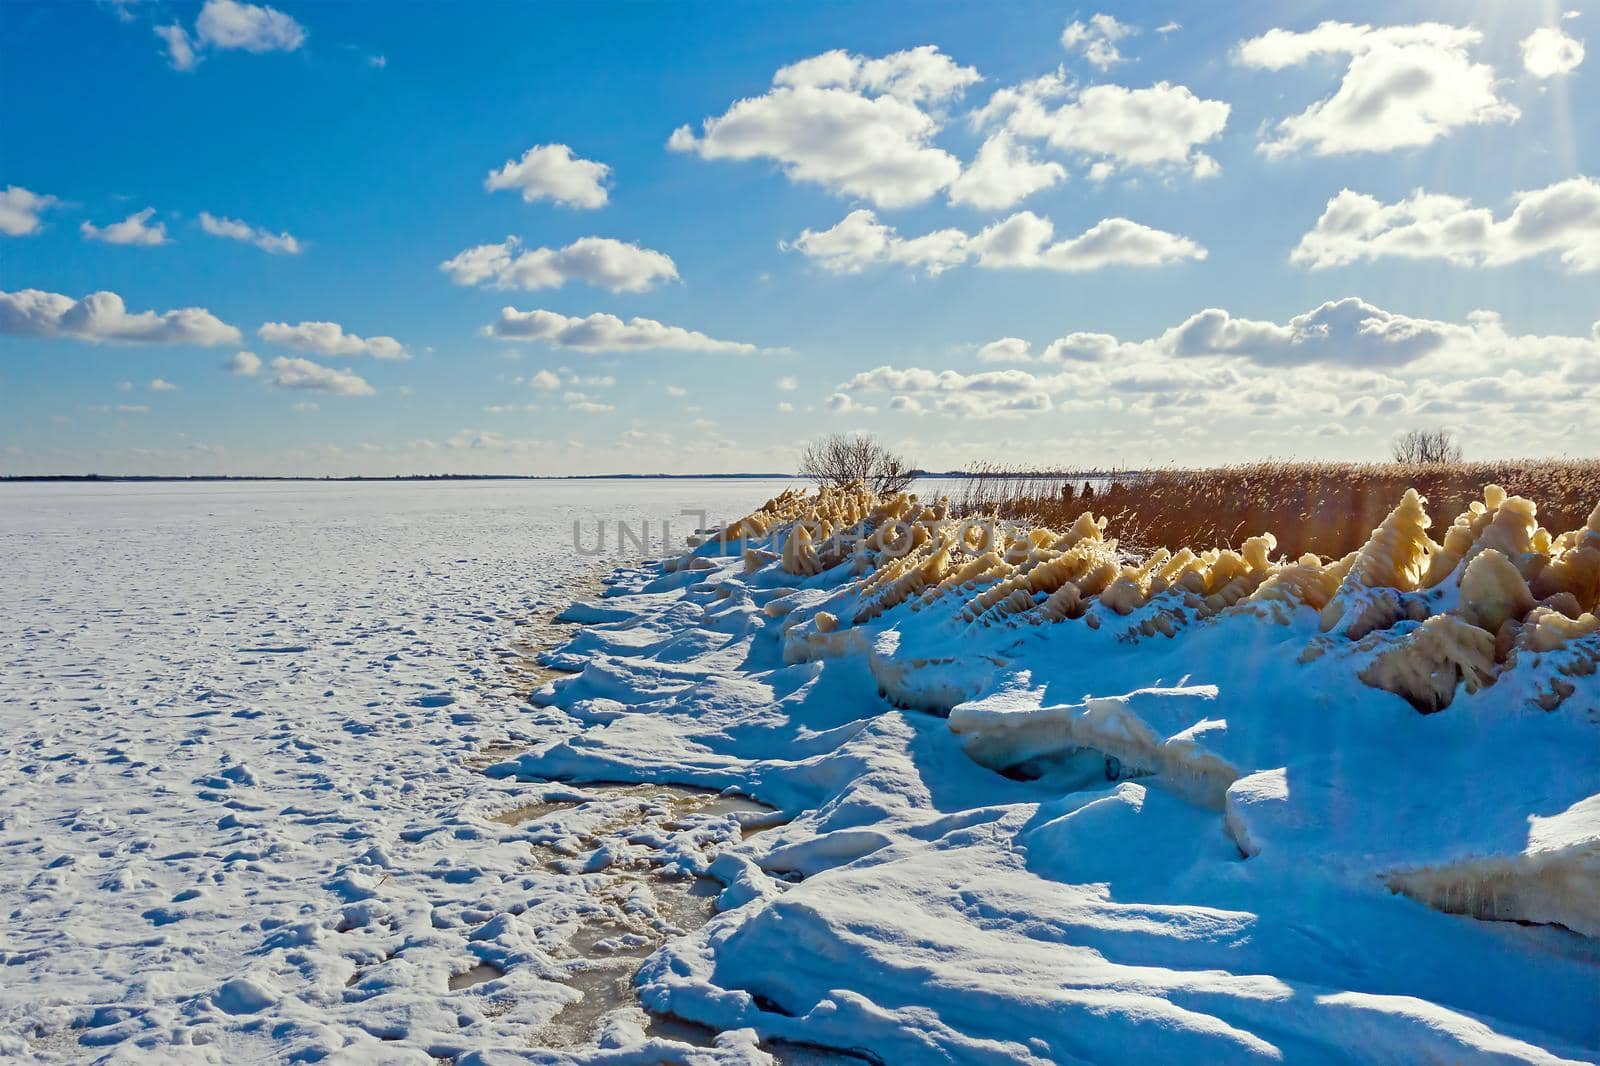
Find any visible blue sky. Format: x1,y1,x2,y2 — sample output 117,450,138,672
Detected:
1,0,1596,475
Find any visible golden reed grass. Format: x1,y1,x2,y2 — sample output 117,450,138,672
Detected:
950,460,1600,559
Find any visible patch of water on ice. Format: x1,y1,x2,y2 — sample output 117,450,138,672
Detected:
504,632,582,690
538,873,722,1048
501,568,608,693
488,799,573,826
465,740,537,771
488,781,867,1062
521,783,785,851
448,961,507,991
482,603,854,1059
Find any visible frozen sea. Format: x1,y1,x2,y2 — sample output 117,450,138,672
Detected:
3,479,1596,1065
0,479,801,1063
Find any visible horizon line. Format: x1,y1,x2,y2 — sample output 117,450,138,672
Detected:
0,470,1133,484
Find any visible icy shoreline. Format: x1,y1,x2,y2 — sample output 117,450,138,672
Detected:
497,483,1600,1063
3,479,1596,1064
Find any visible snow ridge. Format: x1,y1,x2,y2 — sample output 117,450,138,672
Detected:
501,481,1599,1062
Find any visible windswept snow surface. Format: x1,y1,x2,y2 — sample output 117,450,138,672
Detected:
4,482,1597,1064
505,505,1600,1065
0,480,808,1064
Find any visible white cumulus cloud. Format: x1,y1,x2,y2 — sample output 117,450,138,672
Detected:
838,365,1056,418
787,209,1205,275
155,24,198,70
0,288,240,346
774,45,983,103
0,186,62,236
787,210,970,275
226,350,262,375
257,321,408,359
198,211,303,254
440,236,677,293
1292,177,1600,273
1237,21,1519,157
971,212,1206,271
1061,14,1137,70
973,73,1228,181
564,391,614,414
668,46,977,208
976,337,1033,363
81,208,168,246
1522,26,1585,78
947,132,1067,210
486,308,757,354
865,299,1600,432
1158,297,1452,367
485,144,611,210
267,356,374,396
195,0,305,52
155,0,303,70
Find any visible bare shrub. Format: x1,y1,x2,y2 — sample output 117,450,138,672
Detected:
797,433,916,496
1392,429,1463,465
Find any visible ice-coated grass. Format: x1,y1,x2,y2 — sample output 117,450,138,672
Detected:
510,492,1599,1064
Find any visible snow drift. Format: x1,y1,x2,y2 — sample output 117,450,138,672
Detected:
503,480,1600,1063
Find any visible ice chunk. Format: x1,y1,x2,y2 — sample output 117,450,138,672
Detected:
1385,793,1600,936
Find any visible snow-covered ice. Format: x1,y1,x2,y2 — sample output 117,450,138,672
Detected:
0,480,812,1064
4,479,1598,1064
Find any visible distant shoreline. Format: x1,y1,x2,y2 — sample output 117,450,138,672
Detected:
0,473,798,483
0,471,1126,484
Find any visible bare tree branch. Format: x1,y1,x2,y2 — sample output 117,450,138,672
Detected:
797,433,917,496
1391,428,1462,464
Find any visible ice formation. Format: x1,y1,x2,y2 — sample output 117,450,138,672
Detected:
1360,613,1498,714
1423,485,1545,587
1456,548,1535,635
497,476,1599,1061
1384,792,1600,938
1318,487,1431,639
1533,500,1600,612
950,687,1244,810
710,478,1600,902
728,480,1600,716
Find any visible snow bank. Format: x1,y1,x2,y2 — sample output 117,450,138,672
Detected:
1385,793,1600,938
500,481,1600,1062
